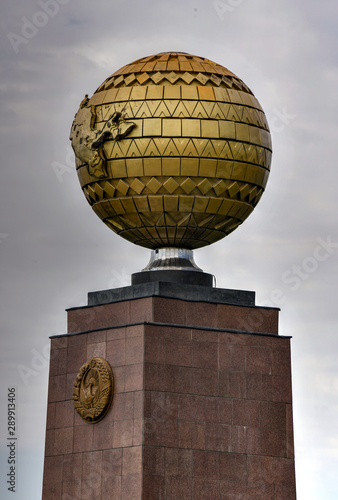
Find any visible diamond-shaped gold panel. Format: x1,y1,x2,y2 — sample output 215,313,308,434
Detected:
253,189,263,205
83,187,92,204
210,74,222,86
124,73,137,86
248,186,258,203
147,177,162,194
195,72,209,85
181,178,197,195
130,178,145,195
239,184,250,200
165,71,179,84
116,179,130,196
163,177,180,194
197,178,213,195
227,181,240,198
151,72,165,84
93,183,104,199
137,72,150,85
113,75,124,87
103,181,116,198
181,72,195,85
213,180,227,196
87,185,96,201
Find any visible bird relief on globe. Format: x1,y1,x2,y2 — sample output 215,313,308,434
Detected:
69,94,136,178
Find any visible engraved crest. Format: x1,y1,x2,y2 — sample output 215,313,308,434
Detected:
73,357,114,423
70,94,136,178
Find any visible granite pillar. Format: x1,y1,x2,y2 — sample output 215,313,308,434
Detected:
42,282,296,499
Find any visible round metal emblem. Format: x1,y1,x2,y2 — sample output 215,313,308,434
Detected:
73,357,114,423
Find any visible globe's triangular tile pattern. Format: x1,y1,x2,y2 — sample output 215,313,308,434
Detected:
95,52,252,95
73,52,272,249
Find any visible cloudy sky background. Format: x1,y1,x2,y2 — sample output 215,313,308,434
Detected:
1,0,337,498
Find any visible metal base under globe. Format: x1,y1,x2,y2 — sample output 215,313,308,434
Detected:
143,248,202,272
131,248,214,287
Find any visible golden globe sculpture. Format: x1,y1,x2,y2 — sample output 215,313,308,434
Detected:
70,52,272,254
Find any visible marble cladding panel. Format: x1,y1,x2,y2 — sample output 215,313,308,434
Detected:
142,321,295,499
43,323,144,500
66,296,279,335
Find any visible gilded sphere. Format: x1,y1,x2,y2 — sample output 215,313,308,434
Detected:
70,52,272,249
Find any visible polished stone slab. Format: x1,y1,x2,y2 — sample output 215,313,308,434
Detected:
87,280,256,307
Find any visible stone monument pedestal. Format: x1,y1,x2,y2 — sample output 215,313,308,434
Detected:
42,282,296,499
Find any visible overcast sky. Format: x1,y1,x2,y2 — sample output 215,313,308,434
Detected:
1,0,337,498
